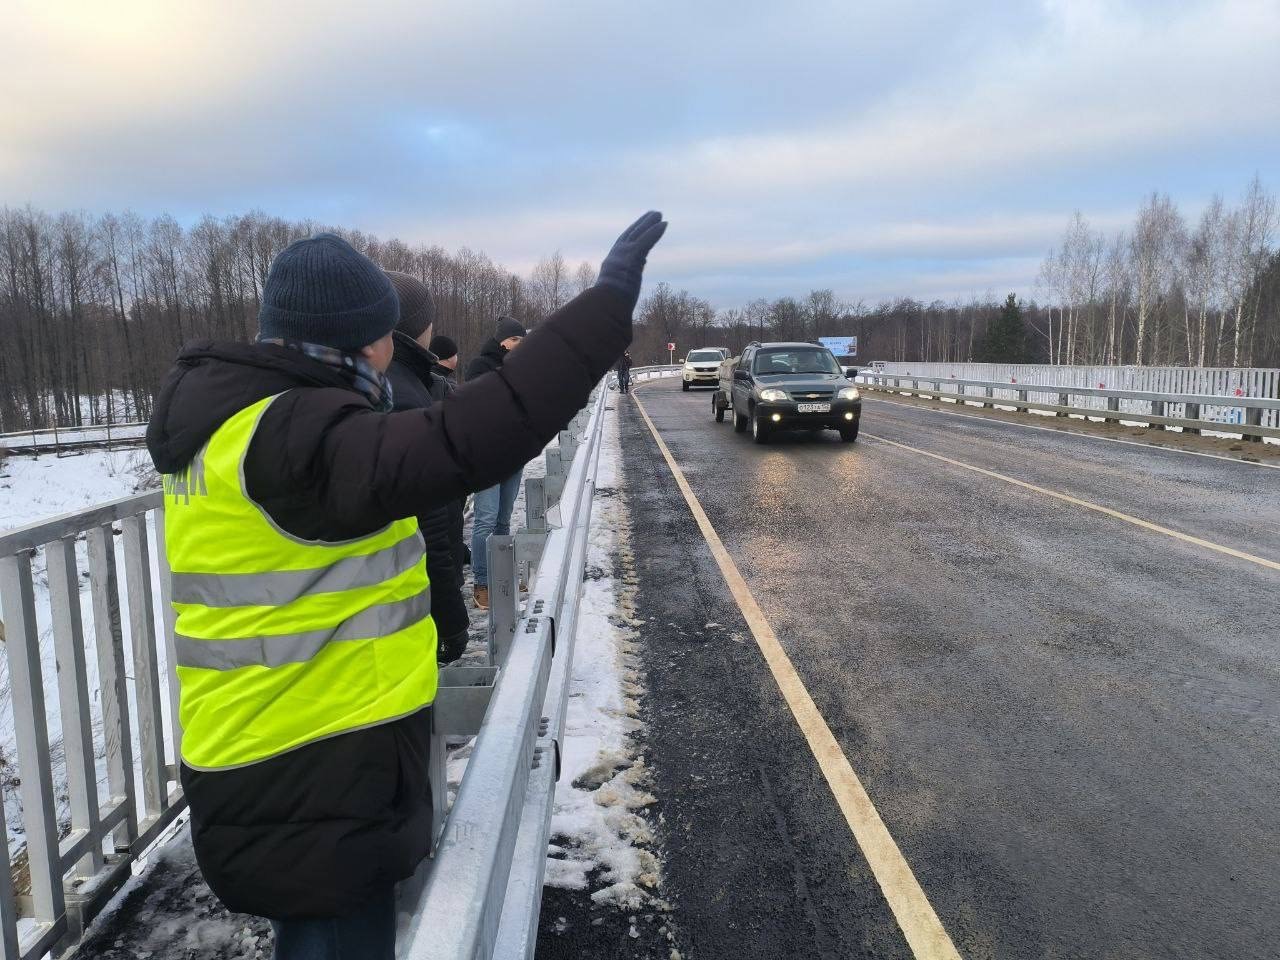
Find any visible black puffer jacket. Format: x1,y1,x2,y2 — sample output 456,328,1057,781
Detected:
146,285,629,920
386,332,468,658
465,338,507,381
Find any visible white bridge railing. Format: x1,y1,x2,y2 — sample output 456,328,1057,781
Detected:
857,371,1280,440
0,383,614,960
856,361,1280,436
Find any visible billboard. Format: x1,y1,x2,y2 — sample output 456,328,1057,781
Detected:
819,336,858,357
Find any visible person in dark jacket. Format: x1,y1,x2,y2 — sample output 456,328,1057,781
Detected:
616,350,633,393
423,333,467,571
146,212,667,958
464,315,528,609
429,334,459,388
383,270,470,663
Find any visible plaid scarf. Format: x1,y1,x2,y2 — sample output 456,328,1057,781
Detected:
260,338,395,413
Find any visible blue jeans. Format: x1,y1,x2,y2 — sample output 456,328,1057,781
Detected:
471,471,522,587
270,886,395,959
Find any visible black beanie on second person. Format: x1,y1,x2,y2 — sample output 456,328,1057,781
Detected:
257,234,399,351
495,316,527,342
386,271,436,339
428,335,457,361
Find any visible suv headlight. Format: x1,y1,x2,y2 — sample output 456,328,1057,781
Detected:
838,386,861,400
759,388,788,402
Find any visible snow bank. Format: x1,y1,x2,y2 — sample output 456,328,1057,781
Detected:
543,405,661,909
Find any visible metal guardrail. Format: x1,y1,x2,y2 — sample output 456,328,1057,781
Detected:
0,423,149,456
397,385,610,959
0,385,613,959
859,374,1280,441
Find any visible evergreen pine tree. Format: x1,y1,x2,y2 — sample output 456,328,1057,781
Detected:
980,293,1028,362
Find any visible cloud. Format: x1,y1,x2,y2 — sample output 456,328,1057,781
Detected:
2,0,1277,305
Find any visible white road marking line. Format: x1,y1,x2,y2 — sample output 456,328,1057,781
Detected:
862,394,1280,470
862,432,1280,573
633,392,964,960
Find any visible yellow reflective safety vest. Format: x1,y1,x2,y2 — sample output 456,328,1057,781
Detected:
164,393,436,770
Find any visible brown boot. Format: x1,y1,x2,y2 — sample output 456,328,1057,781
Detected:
473,585,489,610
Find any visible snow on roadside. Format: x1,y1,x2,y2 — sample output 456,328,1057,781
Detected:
543,401,662,910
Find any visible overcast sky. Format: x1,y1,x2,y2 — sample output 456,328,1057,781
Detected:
4,0,1278,306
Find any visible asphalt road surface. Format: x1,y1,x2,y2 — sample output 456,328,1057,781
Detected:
619,378,1280,960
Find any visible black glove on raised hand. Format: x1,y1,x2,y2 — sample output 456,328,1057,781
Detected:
596,211,668,311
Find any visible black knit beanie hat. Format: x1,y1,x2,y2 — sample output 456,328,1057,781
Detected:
386,271,436,339
257,233,399,351
495,315,527,341
428,334,458,361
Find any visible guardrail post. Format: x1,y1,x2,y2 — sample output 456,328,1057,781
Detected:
544,474,566,511
1105,396,1121,422
956,383,965,405
47,537,106,881
1149,399,1166,430
983,385,994,408
1245,404,1263,442
153,505,183,763
121,514,167,821
544,447,565,479
524,477,547,533
1017,389,1028,408
558,430,579,462
88,524,139,850
1183,402,1200,434
1057,392,1069,417
487,535,518,666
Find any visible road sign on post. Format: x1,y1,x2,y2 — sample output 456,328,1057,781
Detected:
667,342,676,365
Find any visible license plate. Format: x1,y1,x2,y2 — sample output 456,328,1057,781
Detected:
797,402,831,413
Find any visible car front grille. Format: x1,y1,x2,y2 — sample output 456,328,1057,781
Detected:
790,390,834,401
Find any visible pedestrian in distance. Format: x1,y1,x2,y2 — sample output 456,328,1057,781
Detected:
383,270,470,664
145,210,667,959
424,332,467,571
616,350,633,393
428,334,459,389
465,314,528,611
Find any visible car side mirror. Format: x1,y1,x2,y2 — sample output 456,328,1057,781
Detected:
845,368,858,379
733,369,750,382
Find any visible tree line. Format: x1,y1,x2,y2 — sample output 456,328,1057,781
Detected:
2,177,1277,433
630,177,1279,370
0,208,594,433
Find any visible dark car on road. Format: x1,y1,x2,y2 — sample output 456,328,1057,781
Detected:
713,342,862,444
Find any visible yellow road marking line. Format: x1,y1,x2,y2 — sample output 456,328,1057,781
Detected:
632,392,963,960
862,432,1280,573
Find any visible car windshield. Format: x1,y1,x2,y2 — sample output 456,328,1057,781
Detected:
752,348,841,375
688,350,722,362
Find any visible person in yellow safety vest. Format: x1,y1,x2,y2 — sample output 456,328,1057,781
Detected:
146,213,667,959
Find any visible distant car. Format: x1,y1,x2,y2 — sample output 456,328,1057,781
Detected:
713,341,861,444
682,348,725,391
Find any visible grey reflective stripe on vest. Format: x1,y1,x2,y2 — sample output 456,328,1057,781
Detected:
175,590,431,670
170,533,425,607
